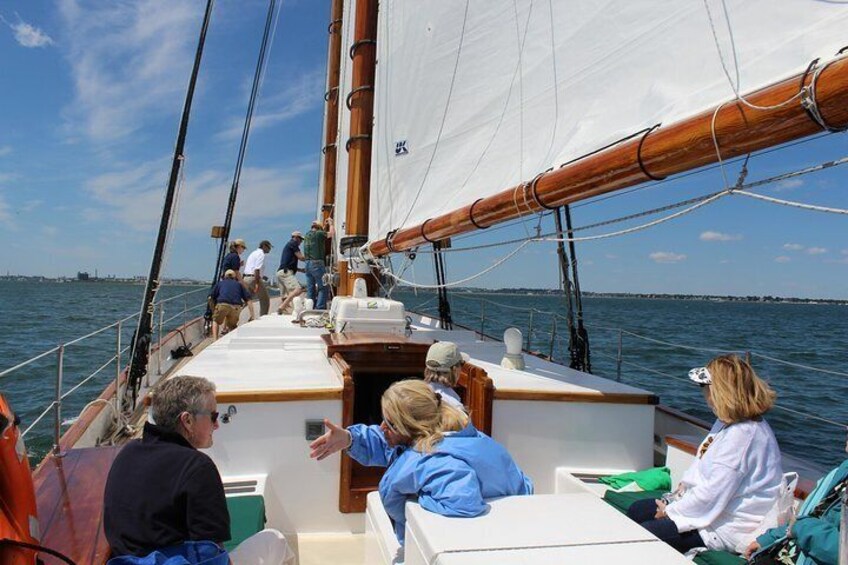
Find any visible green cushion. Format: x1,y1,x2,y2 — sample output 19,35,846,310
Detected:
224,495,266,552
602,489,666,515
693,551,746,565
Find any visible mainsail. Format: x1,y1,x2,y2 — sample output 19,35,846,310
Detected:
367,0,848,246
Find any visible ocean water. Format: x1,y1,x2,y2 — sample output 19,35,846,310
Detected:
2,281,846,469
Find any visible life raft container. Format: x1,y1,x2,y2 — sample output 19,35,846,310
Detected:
0,393,39,565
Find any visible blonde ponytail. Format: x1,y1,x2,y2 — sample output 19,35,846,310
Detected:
382,380,469,453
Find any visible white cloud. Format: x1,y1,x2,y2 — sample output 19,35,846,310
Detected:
1,15,54,48
649,251,686,264
774,256,791,263
58,1,202,142
21,200,42,212
783,243,804,251
806,247,827,255
0,195,11,223
0,173,19,184
42,225,58,236
842,249,848,256
774,178,803,192
604,254,618,260
700,230,742,242
0,145,11,157
85,157,315,232
216,68,325,140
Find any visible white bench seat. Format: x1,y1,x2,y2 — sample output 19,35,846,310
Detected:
403,493,690,565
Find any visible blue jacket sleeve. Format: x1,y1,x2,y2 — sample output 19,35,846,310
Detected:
415,453,487,518
347,424,393,467
792,514,840,565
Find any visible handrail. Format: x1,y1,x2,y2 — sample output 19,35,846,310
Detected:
428,295,848,379
4,285,210,446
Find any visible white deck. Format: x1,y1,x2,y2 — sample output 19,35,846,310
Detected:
171,308,664,564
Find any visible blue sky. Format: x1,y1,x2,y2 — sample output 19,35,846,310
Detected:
1,1,847,299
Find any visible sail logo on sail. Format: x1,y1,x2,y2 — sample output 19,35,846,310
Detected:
394,140,408,156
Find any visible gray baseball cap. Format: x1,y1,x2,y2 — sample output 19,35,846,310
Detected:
426,341,469,372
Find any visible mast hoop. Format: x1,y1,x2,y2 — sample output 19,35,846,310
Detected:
385,229,400,253
421,219,438,243
349,39,376,59
346,85,374,110
345,134,372,152
636,124,667,181
469,198,490,230
321,143,337,155
529,168,557,210
324,86,339,102
800,56,848,133
328,18,342,34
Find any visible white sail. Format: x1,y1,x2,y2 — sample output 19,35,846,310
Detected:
369,0,848,243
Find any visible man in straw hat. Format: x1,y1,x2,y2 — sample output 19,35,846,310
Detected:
276,230,306,315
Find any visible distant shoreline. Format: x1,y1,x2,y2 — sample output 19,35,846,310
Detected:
2,277,845,305
398,288,848,306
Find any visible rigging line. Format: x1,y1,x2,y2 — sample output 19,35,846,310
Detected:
735,188,848,214
395,0,470,231
702,0,804,112
542,190,728,243
751,352,848,378
617,357,848,429
382,241,533,289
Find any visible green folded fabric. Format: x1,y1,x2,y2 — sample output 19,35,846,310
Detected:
598,466,671,492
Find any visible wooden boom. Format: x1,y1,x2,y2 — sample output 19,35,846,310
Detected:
367,56,848,257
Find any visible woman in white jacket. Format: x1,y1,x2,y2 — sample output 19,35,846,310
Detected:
627,354,783,553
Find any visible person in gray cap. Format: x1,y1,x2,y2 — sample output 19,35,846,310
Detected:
423,341,468,411
276,230,306,315
243,240,272,317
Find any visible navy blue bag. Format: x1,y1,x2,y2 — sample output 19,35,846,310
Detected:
107,541,229,565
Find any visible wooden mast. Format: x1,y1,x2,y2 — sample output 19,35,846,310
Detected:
338,0,378,295
320,0,344,224
367,57,848,257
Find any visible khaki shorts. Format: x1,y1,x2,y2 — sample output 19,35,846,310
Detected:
213,303,242,327
276,269,302,295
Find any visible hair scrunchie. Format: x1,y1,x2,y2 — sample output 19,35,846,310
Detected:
435,391,443,406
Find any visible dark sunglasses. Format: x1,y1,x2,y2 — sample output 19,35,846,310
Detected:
194,410,220,424
699,383,710,389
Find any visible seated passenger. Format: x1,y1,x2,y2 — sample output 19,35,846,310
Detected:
423,341,467,411
744,435,848,565
309,379,533,544
103,376,292,564
210,269,251,339
627,355,783,554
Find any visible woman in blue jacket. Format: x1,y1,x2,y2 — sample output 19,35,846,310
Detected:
310,379,534,544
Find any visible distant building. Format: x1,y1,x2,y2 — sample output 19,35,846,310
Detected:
77,271,90,281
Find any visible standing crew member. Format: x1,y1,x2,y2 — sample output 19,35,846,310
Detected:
221,238,254,321
276,231,306,315
210,269,250,339
302,219,334,310
243,240,272,317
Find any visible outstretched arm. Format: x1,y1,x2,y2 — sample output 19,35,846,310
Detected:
309,419,351,461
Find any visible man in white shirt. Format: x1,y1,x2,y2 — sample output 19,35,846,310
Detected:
243,240,272,317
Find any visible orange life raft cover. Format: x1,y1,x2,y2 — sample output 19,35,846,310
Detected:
0,393,38,565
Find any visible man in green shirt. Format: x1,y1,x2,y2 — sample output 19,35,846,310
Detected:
303,218,334,309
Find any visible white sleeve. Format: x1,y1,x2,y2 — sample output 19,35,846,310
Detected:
665,461,744,531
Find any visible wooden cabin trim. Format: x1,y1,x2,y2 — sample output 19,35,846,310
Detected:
494,389,659,405
215,388,342,403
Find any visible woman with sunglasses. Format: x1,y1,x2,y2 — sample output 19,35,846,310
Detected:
626,355,783,555
310,379,533,545
104,376,292,564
